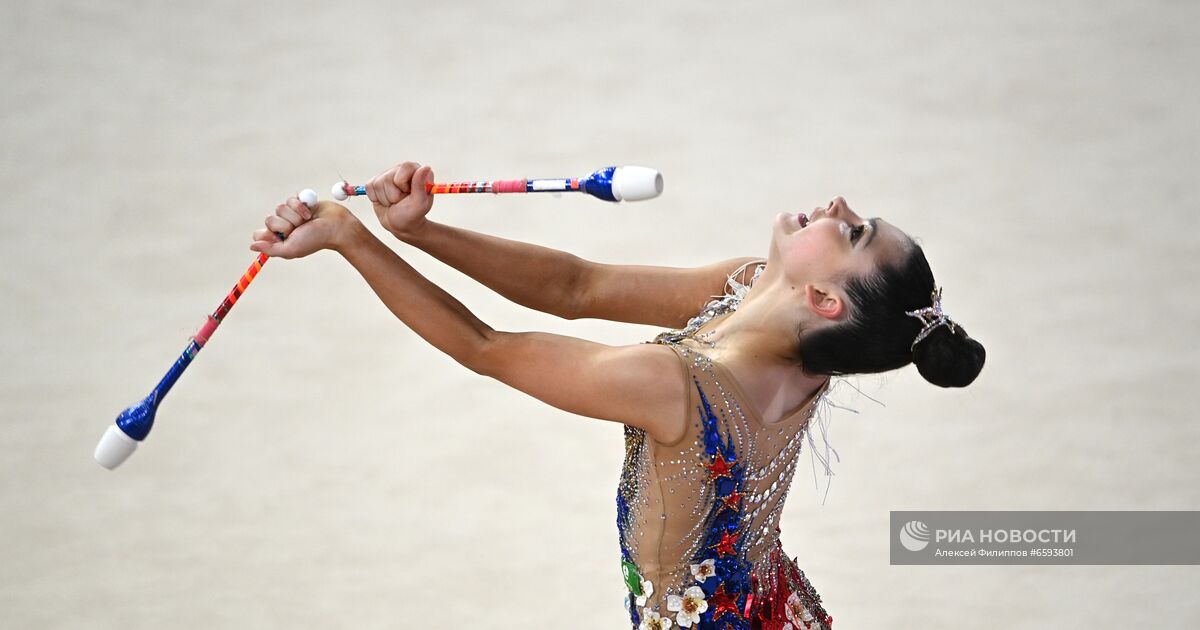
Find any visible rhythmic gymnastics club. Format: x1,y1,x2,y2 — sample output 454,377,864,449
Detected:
93,189,320,470
330,165,663,203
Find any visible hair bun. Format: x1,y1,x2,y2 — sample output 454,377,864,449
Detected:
912,324,985,388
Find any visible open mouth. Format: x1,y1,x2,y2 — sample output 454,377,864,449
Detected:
798,212,810,228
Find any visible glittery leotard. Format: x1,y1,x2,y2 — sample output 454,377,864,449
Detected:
616,263,835,630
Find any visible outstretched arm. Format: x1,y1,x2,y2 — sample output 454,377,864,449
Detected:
251,197,688,443
366,161,763,327
402,220,761,327
574,256,765,327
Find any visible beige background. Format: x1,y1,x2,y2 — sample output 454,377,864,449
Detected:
2,0,1198,627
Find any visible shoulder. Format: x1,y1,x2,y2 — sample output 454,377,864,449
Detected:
626,341,696,444
475,332,696,441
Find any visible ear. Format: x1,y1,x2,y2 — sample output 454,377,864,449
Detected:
805,284,845,321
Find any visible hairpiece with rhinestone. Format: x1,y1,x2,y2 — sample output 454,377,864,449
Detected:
904,286,958,351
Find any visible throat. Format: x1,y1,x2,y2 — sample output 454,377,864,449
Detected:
733,360,824,424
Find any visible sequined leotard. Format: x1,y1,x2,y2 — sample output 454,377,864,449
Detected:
616,264,835,630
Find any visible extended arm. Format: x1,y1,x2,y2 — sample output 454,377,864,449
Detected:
365,161,763,328
401,220,591,320
402,219,762,327
251,201,688,442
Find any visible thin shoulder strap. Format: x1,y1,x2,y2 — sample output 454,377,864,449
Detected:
721,259,767,297
712,259,767,302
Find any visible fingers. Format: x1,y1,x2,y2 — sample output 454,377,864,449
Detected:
250,239,277,255
286,195,312,220
265,214,293,239
366,169,391,206
365,174,380,205
367,161,421,207
252,228,279,242
261,194,315,241
249,238,299,259
251,193,348,259
412,165,435,204
250,232,288,256
277,202,305,227
390,162,420,198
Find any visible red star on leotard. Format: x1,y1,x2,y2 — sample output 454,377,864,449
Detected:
709,583,742,621
720,490,743,513
706,453,734,481
714,530,740,557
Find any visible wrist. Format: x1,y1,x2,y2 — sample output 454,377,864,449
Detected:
394,217,432,244
332,217,371,254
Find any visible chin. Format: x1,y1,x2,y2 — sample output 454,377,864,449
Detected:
766,232,785,265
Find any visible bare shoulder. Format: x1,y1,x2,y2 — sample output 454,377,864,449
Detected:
613,342,691,444
474,332,691,443
589,341,690,443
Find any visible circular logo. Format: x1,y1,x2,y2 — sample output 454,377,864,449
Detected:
899,520,931,551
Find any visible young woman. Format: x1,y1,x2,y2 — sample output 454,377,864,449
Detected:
251,161,985,630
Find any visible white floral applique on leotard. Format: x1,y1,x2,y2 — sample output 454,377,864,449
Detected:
615,261,838,630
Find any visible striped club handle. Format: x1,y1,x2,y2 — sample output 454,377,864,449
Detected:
340,178,583,198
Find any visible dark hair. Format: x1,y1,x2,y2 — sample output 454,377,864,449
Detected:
795,243,985,387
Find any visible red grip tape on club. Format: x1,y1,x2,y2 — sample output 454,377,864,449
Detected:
193,315,219,347
492,179,527,193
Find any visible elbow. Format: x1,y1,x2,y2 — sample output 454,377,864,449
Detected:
559,301,587,321
464,329,505,377
560,258,593,321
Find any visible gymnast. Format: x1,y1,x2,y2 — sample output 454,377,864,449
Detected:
249,161,986,630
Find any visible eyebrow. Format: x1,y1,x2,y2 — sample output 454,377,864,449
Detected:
863,218,879,248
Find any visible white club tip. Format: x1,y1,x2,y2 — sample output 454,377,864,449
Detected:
298,189,319,208
94,425,138,470
331,181,349,201
612,166,664,202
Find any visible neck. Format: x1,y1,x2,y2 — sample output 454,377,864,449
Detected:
700,298,791,361
695,279,829,422
703,276,805,358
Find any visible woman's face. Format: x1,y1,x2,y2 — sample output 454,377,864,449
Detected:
768,196,911,310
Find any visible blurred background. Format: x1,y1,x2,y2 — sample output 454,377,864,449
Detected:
1,0,1197,627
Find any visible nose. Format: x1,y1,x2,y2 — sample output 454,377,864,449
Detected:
829,196,861,221
816,195,864,222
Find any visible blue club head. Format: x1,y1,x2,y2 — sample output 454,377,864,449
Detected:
94,392,159,469
580,166,663,203
580,166,619,202
116,391,159,441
